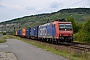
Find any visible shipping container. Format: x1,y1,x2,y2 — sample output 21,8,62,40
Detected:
30,27,34,37
22,28,26,37
30,26,38,39
18,30,22,36
34,26,38,37
26,28,31,38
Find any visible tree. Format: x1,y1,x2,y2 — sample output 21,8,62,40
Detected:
74,18,90,43
82,18,90,42
66,16,78,33
83,18,90,32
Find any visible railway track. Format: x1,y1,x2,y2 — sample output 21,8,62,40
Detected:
62,42,90,51
21,37,90,52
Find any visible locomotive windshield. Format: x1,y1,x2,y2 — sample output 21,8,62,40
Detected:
59,24,72,30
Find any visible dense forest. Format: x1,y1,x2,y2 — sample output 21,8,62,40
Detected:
0,8,90,43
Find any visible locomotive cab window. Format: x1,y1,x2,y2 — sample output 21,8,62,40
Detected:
65,24,72,29
59,24,72,30
59,24,65,30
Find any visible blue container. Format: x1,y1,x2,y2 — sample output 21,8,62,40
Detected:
34,26,38,37
30,27,34,36
30,26,38,37
18,30,22,36
26,28,31,37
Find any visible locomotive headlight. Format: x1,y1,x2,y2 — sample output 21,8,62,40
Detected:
57,37,59,38
60,34,62,36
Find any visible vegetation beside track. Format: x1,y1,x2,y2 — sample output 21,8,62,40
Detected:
0,38,6,43
74,18,90,43
0,35,8,43
8,35,90,60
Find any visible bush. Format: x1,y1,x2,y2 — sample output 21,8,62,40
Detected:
0,32,6,35
74,18,90,43
74,30,90,43
3,32,6,35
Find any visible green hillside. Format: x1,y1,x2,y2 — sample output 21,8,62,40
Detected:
0,8,90,32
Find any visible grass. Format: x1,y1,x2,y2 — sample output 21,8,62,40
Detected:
0,35,8,43
8,35,90,60
0,39,6,43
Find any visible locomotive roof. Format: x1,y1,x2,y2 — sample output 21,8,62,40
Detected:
53,21,71,24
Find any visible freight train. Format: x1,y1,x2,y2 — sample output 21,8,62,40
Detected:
16,20,73,44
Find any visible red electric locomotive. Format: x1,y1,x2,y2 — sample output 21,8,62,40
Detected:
53,21,73,42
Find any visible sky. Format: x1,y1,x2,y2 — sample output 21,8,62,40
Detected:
0,0,90,22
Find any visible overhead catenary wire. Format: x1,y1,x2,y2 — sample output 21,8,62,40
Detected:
67,0,84,8
53,0,82,12
58,0,85,9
